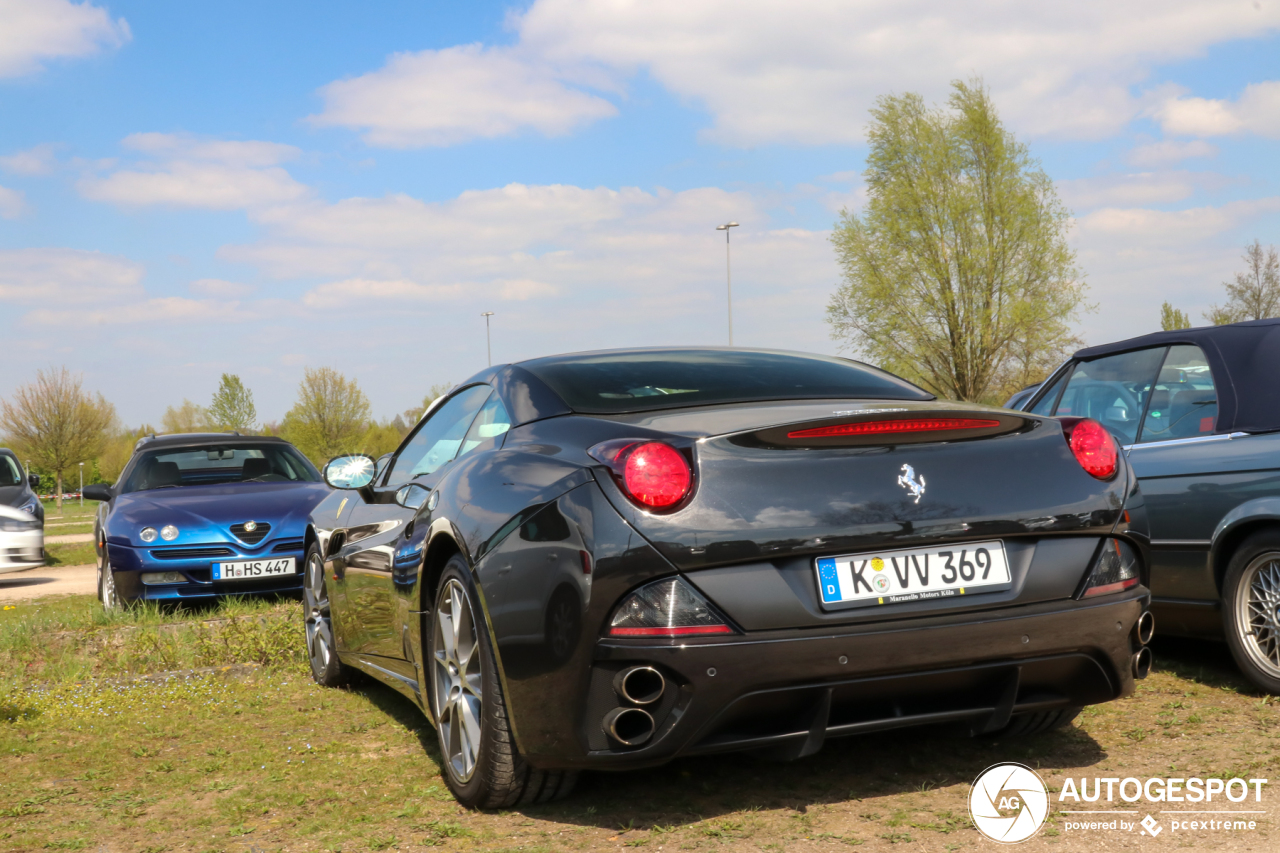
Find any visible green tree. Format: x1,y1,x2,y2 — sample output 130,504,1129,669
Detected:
1161,302,1192,331
208,373,258,432
161,399,210,434
360,420,404,458
281,367,372,464
1206,240,1280,325
827,79,1086,403
0,367,116,508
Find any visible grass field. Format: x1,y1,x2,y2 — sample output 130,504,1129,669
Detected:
2,594,1278,852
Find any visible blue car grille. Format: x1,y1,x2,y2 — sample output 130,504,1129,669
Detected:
151,547,235,560
230,522,271,545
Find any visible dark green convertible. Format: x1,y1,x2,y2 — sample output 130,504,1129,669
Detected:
1017,319,1280,692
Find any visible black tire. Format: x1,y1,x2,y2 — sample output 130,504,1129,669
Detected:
303,542,352,687
429,555,577,808
1222,530,1280,694
992,707,1081,738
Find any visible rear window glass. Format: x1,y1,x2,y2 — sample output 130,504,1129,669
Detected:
521,350,932,414
122,444,320,493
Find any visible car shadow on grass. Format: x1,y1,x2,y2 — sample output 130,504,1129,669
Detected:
342,673,1107,829
1151,635,1256,694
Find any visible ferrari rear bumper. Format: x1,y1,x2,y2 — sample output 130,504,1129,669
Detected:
530,589,1147,769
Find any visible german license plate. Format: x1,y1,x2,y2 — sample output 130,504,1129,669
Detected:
212,558,297,580
815,541,1011,609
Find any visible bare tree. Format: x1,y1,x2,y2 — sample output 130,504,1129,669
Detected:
0,367,116,508
1207,240,1280,325
281,367,372,464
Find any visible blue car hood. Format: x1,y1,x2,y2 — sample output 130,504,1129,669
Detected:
108,481,330,548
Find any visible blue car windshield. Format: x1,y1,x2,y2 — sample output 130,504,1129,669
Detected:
121,444,320,493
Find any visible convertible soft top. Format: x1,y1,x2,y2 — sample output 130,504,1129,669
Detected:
1074,318,1280,434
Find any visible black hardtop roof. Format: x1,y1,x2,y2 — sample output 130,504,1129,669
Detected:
515,345,857,366
1073,318,1280,434
134,433,293,452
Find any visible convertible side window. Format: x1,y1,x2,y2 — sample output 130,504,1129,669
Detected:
457,393,512,462
1137,345,1218,443
1052,348,1166,446
1026,369,1067,415
385,385,493,487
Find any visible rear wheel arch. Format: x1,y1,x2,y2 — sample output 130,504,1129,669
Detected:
1213,517,1280,593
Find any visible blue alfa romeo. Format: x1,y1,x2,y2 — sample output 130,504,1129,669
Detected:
84,433,329,608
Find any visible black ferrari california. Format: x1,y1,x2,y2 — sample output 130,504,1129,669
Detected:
304,348,1152,807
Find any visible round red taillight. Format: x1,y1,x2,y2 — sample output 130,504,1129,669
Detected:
1068,418,1118,480
622,442,692,508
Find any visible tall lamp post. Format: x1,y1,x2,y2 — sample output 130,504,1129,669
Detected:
480,312,495,366
715,222,739,345
79,462,84,507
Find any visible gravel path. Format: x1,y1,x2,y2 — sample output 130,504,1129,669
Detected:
0,563,96,601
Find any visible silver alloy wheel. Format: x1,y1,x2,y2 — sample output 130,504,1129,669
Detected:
1235,552,1280,679
304,550,335,672
100,560,118,611
433,578,484,784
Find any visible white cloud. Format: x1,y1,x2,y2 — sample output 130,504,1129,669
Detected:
1125,139,1218,167
310,44,618,147
1057,171,1236,211
0,143,60,175
24,296,250,327
0,184,25,218
78,133,309,210
1155,81,1280,139
308,0,1280,147
121,133,299,167
189,278,255,298
214,181,835,354
1070,196,1280,342
0,0,129,78
0,247,143,303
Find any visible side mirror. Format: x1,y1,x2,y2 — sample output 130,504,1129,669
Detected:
324,454,376,490
394,483,431,510
28,474,40,488
83,483,113,502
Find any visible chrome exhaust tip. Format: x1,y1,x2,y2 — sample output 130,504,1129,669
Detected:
603,707,655,747
613,665,665,705
1132,646,1152,680
1137,610,1155,645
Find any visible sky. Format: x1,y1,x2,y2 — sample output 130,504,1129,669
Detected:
1,0,1278,426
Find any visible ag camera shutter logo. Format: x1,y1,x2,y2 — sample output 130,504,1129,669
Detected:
969,763,1050,843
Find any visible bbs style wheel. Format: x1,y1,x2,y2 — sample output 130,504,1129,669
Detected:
304,542,351,687
1224,531,1280,694
429,555,576,808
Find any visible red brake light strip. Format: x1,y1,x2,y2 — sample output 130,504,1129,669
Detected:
788,418,1001,439
608,625,734,637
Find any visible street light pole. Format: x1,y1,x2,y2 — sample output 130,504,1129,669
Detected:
715,222,739,346
480,312,495,366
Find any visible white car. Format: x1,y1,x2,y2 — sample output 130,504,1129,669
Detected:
0,504,43,574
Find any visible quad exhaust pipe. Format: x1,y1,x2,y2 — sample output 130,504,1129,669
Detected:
1137,610,1155,646
603,707,655,746
1132,646,1152,680
613,665,665,705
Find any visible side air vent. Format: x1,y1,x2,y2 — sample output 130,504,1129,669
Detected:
230,522,271,545
272,539,305,553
